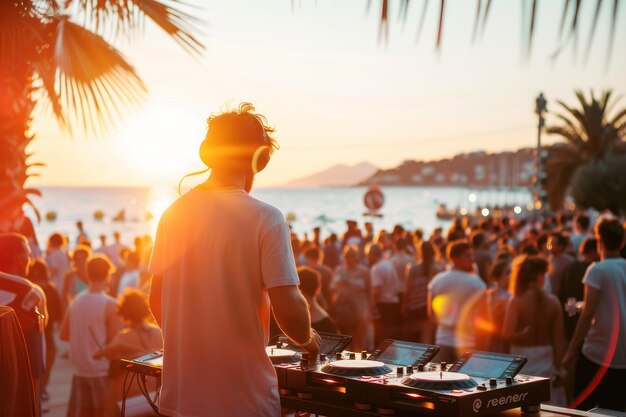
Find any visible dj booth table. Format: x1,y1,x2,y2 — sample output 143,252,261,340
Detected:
280,396,605,417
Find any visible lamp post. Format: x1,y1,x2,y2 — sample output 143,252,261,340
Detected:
534,93,548,218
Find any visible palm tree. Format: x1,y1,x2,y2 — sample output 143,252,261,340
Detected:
543,90,626,210
0,0,203,233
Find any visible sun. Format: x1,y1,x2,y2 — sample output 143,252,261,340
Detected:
116,103,206,183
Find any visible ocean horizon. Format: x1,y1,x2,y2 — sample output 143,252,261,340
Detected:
26,185,533,248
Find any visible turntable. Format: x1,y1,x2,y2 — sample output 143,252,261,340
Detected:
321,359,392,377
401,370,477,390
267,332,352,364
266,346,298,363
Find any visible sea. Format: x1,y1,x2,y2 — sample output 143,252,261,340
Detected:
26,186,533,247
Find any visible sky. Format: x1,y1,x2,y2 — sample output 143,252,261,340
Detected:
29,0,626,188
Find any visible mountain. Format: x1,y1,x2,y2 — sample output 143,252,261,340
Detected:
280,162,379,187
360,149,536,187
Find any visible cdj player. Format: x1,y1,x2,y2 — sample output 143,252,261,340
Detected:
274,339,440,409
274,337,551,417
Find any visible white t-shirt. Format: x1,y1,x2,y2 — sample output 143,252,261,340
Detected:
45,248,69,293
428,268,486,347
371,259,400,304
68,291,115,377
149,188,299,417
582,258,626,369
117,269,140,296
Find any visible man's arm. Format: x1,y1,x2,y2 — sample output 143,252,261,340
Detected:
268,285,320,354
149,274,163,328
563,284,600,368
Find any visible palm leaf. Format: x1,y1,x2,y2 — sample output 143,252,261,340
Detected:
584,0,603,61
50,18,147,135
67,0,204,55
436,0,445,50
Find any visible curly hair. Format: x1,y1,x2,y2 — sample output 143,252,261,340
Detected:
117,289,151,324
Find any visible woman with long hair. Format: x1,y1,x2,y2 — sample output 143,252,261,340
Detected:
502,255,566,405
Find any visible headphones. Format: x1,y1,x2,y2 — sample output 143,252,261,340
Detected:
199,115,271,174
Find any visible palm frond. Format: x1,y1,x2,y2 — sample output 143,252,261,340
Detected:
132,0,205,55
66,0,205,55
606,0,620,66
50,18,147,135
471,0,482,43
436,0,445,50
584,0,603,61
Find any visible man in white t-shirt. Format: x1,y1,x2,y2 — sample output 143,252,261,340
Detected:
149,103,320,417
563,216,626,411
427,240,486,363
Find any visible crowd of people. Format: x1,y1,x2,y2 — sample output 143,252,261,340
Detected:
0,223,161,417
1,209,626,414
282,211,626,411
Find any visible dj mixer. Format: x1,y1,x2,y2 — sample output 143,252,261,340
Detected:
268,337,551,416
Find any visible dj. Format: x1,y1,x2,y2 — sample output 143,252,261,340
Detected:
149,103,321,417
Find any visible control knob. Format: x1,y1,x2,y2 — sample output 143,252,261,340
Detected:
489,378,497,387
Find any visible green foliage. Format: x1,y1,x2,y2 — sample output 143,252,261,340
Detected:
571,153,626,215
544,90,626,211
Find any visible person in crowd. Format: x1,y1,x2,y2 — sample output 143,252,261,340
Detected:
503,255,567,406
368,243,402,343
471,231,493,284
27,260,63,401
149,103,320,417
75,220,89,246
558,237,599,341
404,241,444,343
95,234,108,255
116,251,141,296
363,222,374,245
473,260,512,352
298,267,339,334
94,289,163,417
331,245,374,351
62,245,92,307
60,255,123,417
104,230,125,268
45,232,70,295
563,217,626,411
389,237,415,303
546,232,575,296
303,247,333,309
428,240,485,362
322,233,341,269
570,213,592,256
342,220,362,248
0,233,48,413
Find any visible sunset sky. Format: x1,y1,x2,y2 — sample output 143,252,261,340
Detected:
29,0,626,188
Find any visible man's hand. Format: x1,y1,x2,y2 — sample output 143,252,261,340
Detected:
299,329,321,355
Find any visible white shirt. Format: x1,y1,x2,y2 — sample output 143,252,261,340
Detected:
149,188,299,417
428,268,486,347
45,248,69,293
371,259,400,303
68,291,115,377
582,258,626,368
117,269,140,296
